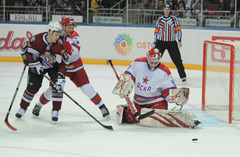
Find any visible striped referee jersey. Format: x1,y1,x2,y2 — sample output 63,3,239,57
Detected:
154,15,182,42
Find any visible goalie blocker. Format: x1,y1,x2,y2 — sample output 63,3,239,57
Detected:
169,87,189,106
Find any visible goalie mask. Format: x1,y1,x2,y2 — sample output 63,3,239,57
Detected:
147,48,161,71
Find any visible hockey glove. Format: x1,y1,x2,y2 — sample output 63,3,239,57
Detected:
63,41,72,56
28,61,43,75
55,78,65,92
55,73,65,93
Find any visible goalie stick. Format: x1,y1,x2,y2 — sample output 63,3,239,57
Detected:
4,65,27,131
44,75,113,131
107,59,139,120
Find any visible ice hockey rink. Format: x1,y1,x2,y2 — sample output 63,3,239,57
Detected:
0,62,240,157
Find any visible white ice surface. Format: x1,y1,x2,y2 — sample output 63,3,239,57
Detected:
0,62,240,157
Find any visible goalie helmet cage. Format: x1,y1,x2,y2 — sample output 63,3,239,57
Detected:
202,40,240,123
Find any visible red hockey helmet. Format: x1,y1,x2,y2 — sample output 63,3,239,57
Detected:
146,48,161,71
61,16,76,27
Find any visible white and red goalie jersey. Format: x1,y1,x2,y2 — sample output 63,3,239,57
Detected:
63,31,83,72
125,57,177,105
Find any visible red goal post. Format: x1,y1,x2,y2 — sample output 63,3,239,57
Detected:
202,40,240,123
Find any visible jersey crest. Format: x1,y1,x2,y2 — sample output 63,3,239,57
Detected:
40,52,56,65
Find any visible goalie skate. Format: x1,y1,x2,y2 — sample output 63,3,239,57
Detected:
191,120,201,129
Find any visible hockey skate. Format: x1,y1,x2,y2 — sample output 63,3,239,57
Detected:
99,104,110,119
32,104,42,117
51,110,59,122
15,108,26,118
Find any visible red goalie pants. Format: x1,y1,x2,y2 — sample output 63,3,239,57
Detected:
124,100,168,124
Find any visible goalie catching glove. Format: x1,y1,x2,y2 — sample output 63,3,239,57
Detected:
169,88,189,106
112,74,134,98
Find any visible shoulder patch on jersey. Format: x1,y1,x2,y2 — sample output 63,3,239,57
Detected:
134,57,147,62
73,37,80,45
158,63,171,75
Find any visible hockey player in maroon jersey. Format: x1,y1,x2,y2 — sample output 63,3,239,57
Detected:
15,21,71,122
32,17,110,119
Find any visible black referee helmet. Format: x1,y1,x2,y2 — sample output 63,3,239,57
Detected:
164,3,171,9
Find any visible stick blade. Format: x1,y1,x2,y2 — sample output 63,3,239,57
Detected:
5,121,17,131
103,125,114,131
107,59,113,66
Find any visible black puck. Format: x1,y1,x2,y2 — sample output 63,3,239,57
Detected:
192,138,198,141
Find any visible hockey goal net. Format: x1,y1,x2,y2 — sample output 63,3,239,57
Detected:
202,40,240,123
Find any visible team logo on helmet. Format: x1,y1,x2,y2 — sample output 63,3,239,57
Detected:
113,33,133,56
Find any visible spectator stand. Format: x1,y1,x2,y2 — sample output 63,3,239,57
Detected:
0,0,240,28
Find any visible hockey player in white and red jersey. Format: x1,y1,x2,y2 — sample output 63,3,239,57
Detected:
32,16,110,119
113,48,200,128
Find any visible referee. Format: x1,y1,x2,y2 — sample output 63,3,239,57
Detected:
153,3,186,82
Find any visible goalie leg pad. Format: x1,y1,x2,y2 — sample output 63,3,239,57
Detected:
139,108,195,128
116,103,141,124
125,109,137,124
116,105,125,124
116,105,135,124
124,103,142,123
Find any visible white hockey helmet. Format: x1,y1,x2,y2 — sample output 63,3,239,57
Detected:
48,21,62,34
146,48,161,71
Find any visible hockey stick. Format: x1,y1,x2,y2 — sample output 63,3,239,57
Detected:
44,75,113,131
5,65,27,131
107,59,139,119
172,105,183,111
138,109,155,120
